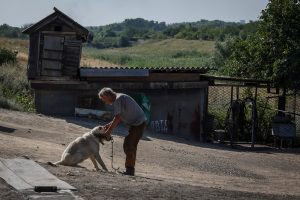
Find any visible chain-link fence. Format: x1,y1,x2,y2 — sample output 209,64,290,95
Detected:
208,85,300,145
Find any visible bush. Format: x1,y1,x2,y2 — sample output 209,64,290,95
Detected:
172,50,205,58
0,95,22,110
0,48,16,65
118,36,130,47
0,62,35,112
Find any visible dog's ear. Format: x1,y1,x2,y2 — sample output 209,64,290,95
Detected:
97,126,106,134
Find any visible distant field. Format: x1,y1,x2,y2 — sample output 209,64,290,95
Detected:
82,39,216,69
0,37,216,69
0,37,28,53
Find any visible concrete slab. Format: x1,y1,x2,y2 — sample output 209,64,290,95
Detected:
0,158,76,191
0,159,32,190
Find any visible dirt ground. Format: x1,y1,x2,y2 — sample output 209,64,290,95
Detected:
0,108,300,200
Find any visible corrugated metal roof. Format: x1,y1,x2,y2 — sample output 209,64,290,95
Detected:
200,74,270,83
80,65,212,72
80,68,149,77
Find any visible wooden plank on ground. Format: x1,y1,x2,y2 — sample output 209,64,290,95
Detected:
0,158,76,191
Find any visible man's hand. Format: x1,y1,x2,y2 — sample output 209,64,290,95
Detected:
103,115,121,141
103,123,111,130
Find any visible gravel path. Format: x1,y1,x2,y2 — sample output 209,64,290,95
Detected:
0,108,300,199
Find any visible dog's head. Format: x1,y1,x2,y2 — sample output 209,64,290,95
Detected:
91,126,112,145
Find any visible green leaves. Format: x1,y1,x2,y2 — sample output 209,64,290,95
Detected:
217,0,300,91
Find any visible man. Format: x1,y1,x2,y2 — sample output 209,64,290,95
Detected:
98,87,147,176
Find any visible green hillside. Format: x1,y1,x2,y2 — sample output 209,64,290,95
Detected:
83,39,216,69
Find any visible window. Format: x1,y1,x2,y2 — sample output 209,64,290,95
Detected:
54,26,62,32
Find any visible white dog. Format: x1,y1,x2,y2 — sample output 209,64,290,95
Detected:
50,126,110,171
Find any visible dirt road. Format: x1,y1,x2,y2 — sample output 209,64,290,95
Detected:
0,108,300,199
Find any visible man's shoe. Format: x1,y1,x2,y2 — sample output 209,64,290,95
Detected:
122,167,135,176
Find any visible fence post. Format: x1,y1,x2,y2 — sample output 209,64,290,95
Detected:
278,88,286,116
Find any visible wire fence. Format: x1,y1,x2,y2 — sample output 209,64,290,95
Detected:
208,85,300,145
286,93,300,135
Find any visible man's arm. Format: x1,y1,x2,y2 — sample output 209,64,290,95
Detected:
103,122,112,130
105,114,121,136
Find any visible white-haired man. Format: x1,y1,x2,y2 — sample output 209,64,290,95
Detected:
98,87,147,176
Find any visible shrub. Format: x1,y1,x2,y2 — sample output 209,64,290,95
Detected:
0,62,35,112
0,95,22,110
0,48,16,65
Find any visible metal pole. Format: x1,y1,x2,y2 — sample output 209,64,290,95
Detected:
231,86,234,103
230,86,234,147
293,91,296,121
251,87,258,148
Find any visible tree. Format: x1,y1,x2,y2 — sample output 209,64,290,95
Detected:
118,36,130,47
258,0,300,89
219,0,300,90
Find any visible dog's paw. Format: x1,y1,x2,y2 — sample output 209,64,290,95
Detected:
66,171,75,176
92,168,100,172
102,168,109,172
21,155,30,159
47,162,58,167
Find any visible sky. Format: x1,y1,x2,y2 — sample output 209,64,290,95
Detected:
0,0,269,27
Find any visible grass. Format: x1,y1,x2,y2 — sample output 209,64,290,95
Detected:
0,37,34,112
0,37,28,66
0,37,28,53
0,62,35,112
82,39,216,69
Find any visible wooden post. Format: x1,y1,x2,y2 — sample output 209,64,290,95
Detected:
278,88,286,116
199,88,204,142
230,86,234,103
293,91,296,120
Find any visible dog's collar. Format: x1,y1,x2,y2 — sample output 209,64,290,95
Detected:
92,132,105,145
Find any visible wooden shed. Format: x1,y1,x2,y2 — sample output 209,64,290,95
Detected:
23,7,89,80
30,68,210,141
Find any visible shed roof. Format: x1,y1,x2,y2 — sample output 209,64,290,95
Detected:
200,74,272,87
22,7,89,41
80,65,212,72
